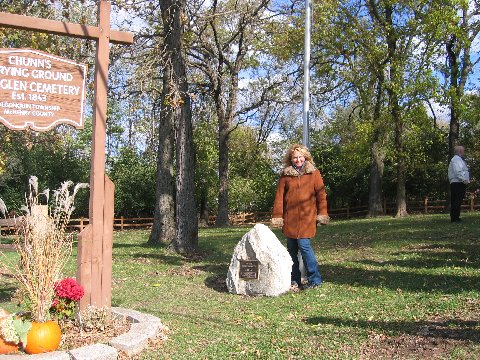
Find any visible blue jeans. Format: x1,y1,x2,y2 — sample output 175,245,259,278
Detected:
287,238,322,286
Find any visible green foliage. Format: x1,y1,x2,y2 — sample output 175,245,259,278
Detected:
402,105,449,199
12,317,32,346
0,314,31,345
194,121,277,214
263,14,303,62
229,126,277,212
108,147,156,217
0,1,94,63
310,107,372,207
50,297,76,321
0,125,91,216
460,93,480,190
310,101,453,207
194,119,219,214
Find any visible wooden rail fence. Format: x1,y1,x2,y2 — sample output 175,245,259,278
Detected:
67,216,155,231
0,196,478,233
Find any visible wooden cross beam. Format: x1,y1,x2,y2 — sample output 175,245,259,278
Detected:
0,1,133,309
0,11,133,44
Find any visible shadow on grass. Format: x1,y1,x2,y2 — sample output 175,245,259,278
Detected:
358,244,480,269
112,241,170,250
204,274,229,293
194,264,229,293
359,243,480,269
318,214,480,249
322,264,480,293
304,316,480,343
125,252,184,266
0,282,16,302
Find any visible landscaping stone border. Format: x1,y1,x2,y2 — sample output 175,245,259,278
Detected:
0,307,164,360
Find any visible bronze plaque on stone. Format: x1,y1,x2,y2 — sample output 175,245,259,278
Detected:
0,48,87,132
239,260,259,280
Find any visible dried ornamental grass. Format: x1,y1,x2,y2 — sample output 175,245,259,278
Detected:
11,177,88,322
0,198,7,218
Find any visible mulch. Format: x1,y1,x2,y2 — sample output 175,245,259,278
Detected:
59,316,132,351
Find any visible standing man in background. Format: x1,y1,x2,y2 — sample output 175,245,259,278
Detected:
448,145,470,223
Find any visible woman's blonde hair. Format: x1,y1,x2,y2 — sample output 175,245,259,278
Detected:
283,143,315,167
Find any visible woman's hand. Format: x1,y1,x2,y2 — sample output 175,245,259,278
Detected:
316,215,330,226
271,218,284,228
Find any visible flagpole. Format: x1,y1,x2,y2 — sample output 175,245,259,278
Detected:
302,0,311,148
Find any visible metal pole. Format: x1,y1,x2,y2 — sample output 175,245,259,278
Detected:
302,0,311,148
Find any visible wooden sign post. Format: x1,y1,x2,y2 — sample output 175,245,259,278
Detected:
0,1,133,309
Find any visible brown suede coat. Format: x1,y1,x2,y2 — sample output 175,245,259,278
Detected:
272,161,328,239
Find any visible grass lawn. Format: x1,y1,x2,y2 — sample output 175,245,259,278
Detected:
1,212,479,359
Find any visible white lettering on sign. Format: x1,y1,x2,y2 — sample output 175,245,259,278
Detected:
31,69,73,81
0,79,27,91
29,82,80,95
0,66,30,77
8,55,52,69
4,108,31,116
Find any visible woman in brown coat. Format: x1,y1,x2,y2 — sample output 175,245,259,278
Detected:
272,143,329,289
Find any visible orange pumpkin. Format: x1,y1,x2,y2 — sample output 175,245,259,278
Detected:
0,308,19,354
0,337,19,354
24,321,62,354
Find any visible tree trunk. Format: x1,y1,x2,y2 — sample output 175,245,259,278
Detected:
367,75,386,217
215,72,239,227
445,36,461,210
174,72,198,253
394,110,408,217
216,122,230,226
161,0,198,254
446,36,461,161
385,4,408,218
444,3,474,207
148,65,175,245
174,103,198,253
367,140,386,217
198,188,210,227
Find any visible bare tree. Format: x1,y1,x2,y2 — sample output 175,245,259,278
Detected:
187,0,271,226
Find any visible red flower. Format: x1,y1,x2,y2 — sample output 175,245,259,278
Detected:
53,277,84,301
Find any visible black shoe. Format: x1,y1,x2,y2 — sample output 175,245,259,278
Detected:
303,282,321,290
451,218,462,223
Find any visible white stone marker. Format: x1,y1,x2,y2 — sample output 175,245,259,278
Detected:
226,224,292,296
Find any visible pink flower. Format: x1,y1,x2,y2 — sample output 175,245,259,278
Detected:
54,277,84,301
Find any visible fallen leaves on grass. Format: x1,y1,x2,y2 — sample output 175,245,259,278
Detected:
360,314,480,360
